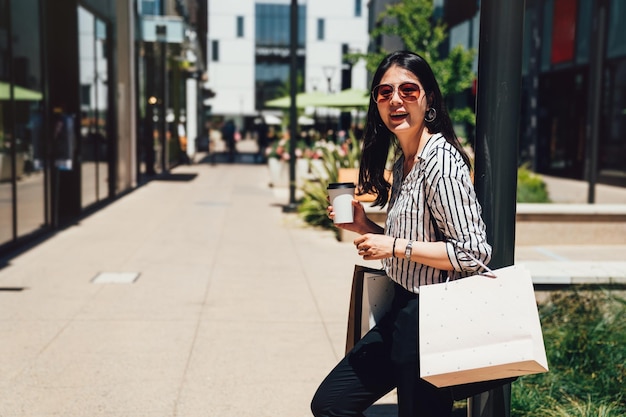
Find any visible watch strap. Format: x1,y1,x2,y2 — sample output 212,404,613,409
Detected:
404,240,413,260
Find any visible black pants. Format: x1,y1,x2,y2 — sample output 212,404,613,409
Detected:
311,284,453,417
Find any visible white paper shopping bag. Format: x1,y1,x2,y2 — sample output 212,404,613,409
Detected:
418,264,549,387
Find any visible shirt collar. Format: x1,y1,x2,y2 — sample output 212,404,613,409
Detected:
416,132,444,162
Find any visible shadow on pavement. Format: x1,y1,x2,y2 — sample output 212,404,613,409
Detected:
153,173,198,182
195,151,264,165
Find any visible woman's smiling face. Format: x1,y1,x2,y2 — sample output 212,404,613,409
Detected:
376,65,428,138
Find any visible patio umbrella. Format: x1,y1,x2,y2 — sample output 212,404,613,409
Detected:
0,81,43,101
263,114,282,125
264,91,328,109
315,88,370,109
298,115,315,125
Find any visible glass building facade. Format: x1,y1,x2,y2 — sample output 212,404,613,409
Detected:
521,0,626,186
0,0,119,254
254,3,307,110
0,0,47,247
78,6,111,208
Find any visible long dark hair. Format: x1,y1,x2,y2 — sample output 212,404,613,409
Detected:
358,50,471,207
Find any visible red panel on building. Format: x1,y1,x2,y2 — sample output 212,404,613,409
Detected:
551,0,578,64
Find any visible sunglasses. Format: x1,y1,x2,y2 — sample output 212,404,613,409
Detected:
372,82,421,103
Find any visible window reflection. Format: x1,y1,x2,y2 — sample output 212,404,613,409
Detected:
4,0,46,243
78,6,110,208
1,0,13,246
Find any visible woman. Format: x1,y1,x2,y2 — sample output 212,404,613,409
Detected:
311,51,492,417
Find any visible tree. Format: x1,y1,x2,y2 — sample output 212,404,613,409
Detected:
347,0,476,133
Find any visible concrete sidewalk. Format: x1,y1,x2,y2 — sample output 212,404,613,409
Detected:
0,160,382,417
0,157,625,417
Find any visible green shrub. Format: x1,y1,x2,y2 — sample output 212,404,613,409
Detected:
297,134,362,235
299,146,552,231
517,165,550,203
511,289,626,416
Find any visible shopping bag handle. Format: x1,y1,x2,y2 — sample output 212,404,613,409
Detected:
463,250,497,279
444,252,497,289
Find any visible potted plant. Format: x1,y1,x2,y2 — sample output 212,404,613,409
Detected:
265,135,309,187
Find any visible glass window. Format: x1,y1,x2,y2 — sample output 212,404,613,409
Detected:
355,0,362,17
78,7,110,208
540,0,553,71
211,40,219,61
14,0,45,238
94,18,109,203
317,18,325,40
237,16,244,38
255,62,290,108
521,6,535,77
601,61,626,173
0,0,12,246
255,3,307,110
141,0,160,15
255,4,306,47
607,0,626,58
3,0,46,242
256,4,289,46
575,0,592,64
551,0,577,64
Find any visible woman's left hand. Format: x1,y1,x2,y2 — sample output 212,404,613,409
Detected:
353,233,394,260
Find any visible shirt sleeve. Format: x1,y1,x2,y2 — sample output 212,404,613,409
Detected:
424,146,492,275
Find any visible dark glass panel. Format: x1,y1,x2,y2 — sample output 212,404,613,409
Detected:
0,0,11,245
78,6,98,207
78,7,109,208
95,17,109,202
12,0,46,239
607,0,626,59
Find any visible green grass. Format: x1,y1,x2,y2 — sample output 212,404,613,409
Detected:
511,289,626,416
517,164,550,203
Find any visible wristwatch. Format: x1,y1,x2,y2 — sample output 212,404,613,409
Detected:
404,240,413,260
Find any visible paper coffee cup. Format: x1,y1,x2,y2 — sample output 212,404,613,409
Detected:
327,182,356,224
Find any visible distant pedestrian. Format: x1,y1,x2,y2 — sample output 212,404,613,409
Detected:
311,50,492,417
178,120,190,164
256,118,269,163
221,119,237,163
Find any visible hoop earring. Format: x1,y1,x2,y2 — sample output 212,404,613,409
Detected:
425,108,437,123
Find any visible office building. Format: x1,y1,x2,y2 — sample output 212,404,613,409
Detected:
204,0,369,132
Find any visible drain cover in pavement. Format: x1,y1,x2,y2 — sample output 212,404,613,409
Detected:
92,272,140,284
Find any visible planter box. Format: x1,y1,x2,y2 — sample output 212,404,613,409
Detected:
267,157,309,188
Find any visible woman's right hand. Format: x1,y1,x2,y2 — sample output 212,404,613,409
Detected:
328,199,371,234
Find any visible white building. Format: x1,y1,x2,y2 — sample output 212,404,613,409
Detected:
205,0,369,127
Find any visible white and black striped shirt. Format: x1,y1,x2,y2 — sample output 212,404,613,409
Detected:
382,133,492,293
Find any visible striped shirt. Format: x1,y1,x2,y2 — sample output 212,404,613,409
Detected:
382,133,492,293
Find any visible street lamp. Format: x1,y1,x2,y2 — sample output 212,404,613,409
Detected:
283,0,299,213
322,65,335,93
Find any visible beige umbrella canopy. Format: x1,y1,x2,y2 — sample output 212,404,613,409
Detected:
264,89,371,110
264,91,329,109
314,88,370,109
0,81,43,101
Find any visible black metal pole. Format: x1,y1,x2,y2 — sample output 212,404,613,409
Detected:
585,0,607,204
283,0,298,212
472,1,525,416
6,0,18,239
